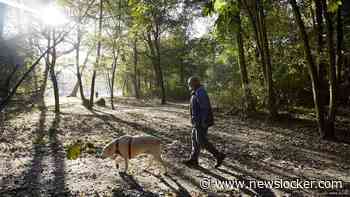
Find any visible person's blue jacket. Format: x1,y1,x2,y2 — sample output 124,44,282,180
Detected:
190,86,210,128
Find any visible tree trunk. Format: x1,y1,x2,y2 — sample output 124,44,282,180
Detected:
290,0,326,138
72,22,83,100
243,0,274,117
153,24,166,104
243,0,267,81
322,0,337,139
336,1,344,83
70,0,95,106
314,0,328,127
146,29,166,104
89,0,103,109
315,0,324,77
137,69,141,93
110,60,116,110
69,82,79,97
71,28,81,98
110,0,122,109
155,44,165,104
110,43,118,109
256,0,277,118
49,28,60,113
70,48,89,98
89,71,97,108
133,37,140,99
237,0,255,113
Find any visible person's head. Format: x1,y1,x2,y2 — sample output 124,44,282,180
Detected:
187,76,201,91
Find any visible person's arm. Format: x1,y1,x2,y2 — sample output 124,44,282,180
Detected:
191,95,201,127
196,89,209,127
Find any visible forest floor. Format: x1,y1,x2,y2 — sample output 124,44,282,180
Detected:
1,97,350,197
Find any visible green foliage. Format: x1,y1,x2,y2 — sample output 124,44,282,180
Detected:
66,141,82,160
327,0,342,12
65,140,98,160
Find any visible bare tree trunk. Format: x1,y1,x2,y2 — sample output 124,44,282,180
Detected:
89,0,103,109
153,27,166,104
71,22,82,99
70,25,91,105
237,0,255,113
110,60,116,109
70,0,95,104
336,1,344,83
243,0,274,117
137,69,141,93
110,43,118,109
70,48,90,98
314,0,328,125
133,37,140,99
39,30,51,102
49,28,60,113
322,0,337,139
243,0,266,81
69,81,79,97
110,0,122,109
146,29,166,104
256,0,277,118
71,25,82,98
155,44,165,104
290,0,326,138
315,0,324,77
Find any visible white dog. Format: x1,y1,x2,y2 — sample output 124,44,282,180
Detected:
101,135,166,173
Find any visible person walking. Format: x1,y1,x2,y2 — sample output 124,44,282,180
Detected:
184,76,225,168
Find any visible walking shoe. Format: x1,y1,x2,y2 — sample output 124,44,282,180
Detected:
183,159,199,167
215,153,226,168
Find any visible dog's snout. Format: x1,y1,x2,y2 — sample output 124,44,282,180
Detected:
100,152,107,159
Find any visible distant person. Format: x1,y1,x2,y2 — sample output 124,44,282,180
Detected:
95,91,99,99
184,76,225,168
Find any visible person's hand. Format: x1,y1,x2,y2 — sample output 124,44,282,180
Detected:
192,121,200,129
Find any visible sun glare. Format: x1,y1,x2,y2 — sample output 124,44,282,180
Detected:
42,5,68,26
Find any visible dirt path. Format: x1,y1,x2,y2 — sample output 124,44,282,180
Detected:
1,97,350,196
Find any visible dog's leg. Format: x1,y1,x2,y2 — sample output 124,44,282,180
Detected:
156,155,167,174
124,158,128,173
152,147,167,174
144,155,153,170
115,159,119,169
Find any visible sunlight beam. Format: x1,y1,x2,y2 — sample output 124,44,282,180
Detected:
0,0,69,27
0,0,36,13
42,5,69,27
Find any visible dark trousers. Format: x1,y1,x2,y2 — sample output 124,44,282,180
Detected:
190,126,220,161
